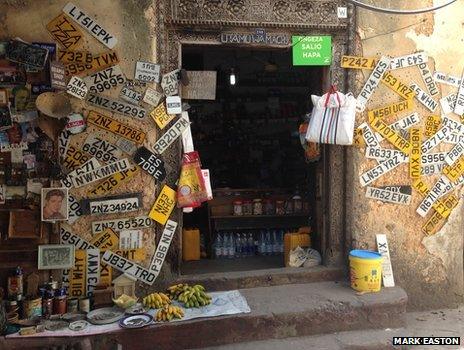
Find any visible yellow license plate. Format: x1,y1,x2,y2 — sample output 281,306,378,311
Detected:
412,179,458,219
422,211,445,236
424,115,441,137
149,185,177,225
90,228,119,251
150,103,175,130
369,116,412,154
381,72,416,100
412,178,429,196
113,248,146,262
409,128,421,179
443,156,464,182
87,111,146,144
367,99,413,119
69,249,86,298
99,262,112,288
88,165,139,197
353,128,365,147
46,14,83,50
340,55,377,69
65,50,119,76
62,145,91,171
58,49,92,64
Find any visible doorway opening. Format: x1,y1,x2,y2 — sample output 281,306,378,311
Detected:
180,45,326,275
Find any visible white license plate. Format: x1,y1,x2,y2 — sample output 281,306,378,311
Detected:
86,93,147,119
421,163,445,176
444,133,464,145
60,226,96,250
442,116,464,135
418,63,439,96
356,56,391,112
358,122,380,148
161,69,180,96
119,230,142,249
166,96,182,114
58,130,71,159
102,250,156,285
433,71,461,87
148,220,177,281
92,215,154,234
83,65,126,94
71,158,130,188
421,152,447,165
119,86,142,105
376,234,395,287
390,112,420,132
135,61,160,83
359,154,404,187
68,195,83,224
143,87,163,106
83,134,123,163
390,52,427,70
67,76,88,99
421,125,453,153
152,114,190,154
88,197,140,215
454,71,464,115
365,147,407,162
440,93,456,115
61,157,101,189
416,177,449,217
365,186,411,205
445,141,464,165
116,137,137,155
0,142,28,152
409,82,438,112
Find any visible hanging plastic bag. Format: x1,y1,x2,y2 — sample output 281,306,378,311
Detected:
177,151,208,208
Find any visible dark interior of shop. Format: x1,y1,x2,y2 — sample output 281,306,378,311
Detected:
180,46,324,274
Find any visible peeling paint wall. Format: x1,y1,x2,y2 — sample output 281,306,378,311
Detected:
351,0,464,310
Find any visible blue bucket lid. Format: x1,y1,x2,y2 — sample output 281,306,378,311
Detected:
349,249,381,259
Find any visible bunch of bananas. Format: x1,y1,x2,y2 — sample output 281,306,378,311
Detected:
166,283,188,300
178,284,212,308
142,292,171,309
155,305,184,322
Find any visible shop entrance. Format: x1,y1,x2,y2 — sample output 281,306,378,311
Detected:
180,45,326,275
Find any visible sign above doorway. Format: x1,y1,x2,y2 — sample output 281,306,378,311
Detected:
292,36,332,66
220,28,289,46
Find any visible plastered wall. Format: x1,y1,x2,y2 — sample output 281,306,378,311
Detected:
349,0,464,310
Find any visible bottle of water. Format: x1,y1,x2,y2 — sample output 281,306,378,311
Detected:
258,231,266,255
235,233,242,258
247,233,255,256
228,233,235,259
272,230,279,255
215,233,223,259
279,230,285,253
265,230,272,255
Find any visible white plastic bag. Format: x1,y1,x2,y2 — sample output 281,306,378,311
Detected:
306,86,357,145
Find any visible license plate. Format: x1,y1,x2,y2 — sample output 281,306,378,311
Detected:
439,174,464,198
87,110,146,143
421,124,454,153
67,76,88,99
166,96,182,115
416,177,450,217
390,112,420,132
69,250,87,297
60,226,96,250
376,234,395,287
6,40,49,69
119,86,142,105
134,61,161,83
0,142,28,152
421,163,445,176
161,69,180,96
86,93,146,119
50,61,67,90
65,51,119,77
63,2,117,49
61,157,101,189
454,71,464,115
148,220,177,280
365,186,411,205
380,72,415,100
445,133,464,145
442,116,464,135
424,115,441,137
62,145,91,171
119,230,142,249
133,146,166,181
143,87,163,107
409,82,438,112
356,56,391,112
443,156,464,182
367,99,413,119
99,263,112,288
102,250,156,285
365,147,407,162
359,154,404,187
92,215,154,234
421,152,447,166
87,165,138,197
369,116,411,154
359,123,380,148
82,134,123,163
113,248,145,262
340,55,376,69
68,195,83,224
418,63,439,96
390,52,427,70
82,193,141,215
440,93,456,115
422,211,445,236
83,65,126,94
148,185,176,225
379,185,412,195
152,114,190,154
58,49,92,64
86,249,100,296
71,158,130,188
409,128,421,179
90,227,119,250
116,138,137,155
150,102,175,130
46,13,83,50
433,71,461,87
445,140,464,165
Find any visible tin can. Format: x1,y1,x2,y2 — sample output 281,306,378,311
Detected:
67,298,79,313
276,200,285,215
42,297,53,318
233,200,243,216
243,200,252,215
252,199,262,215
53,295,67,315
25,297,42,319
79,297,90,313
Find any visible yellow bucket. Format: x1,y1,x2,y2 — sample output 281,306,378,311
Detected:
349,250,382,292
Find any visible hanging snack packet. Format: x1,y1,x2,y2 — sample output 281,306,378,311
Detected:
177,151,208,208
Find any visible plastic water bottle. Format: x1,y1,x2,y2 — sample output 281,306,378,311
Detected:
228,233,235,259
272,230,279,255
247,233,255,256
259,231,266,255
265,230,272,255
279,230,285,253
215,233,223,259
235,233,242,258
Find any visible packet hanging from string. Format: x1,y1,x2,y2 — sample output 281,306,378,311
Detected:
177,151,208,208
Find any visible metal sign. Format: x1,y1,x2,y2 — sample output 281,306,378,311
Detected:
454,70,464,115
181,111,194,153
356,56,391,112
63,2,117,49
365,186,411,205
442,116,464,135
143,87,163,107
69,250,86,298
90,227,119,250
433,71,461,87
68,195,83,224
367,99,413,119
92,215,154,234
6,40,49,68
83,65,126,94
421,152,447,166
424,115,441,137
421,124,453,154
58,49,92,64
114,248,145,262
65,113,86,134
134,61,160,83
416,177,450,217
445,133,464,145
46,13,83,50
65,51,119,77
50,61,67,90
439,174,464,198
71,158,130,188
166,96,182,115
413,178,459,219
376,234,395,287
116,138,137,155
119,230,142,249
181,71,217,100
369,116,412,154
445,141,464,165
101,250,156,285
150,102,174,130
220,29,289,46
62,145,91,171
440,93,456,115
359,122,380,148
381,72,415,100
422,211,446,236
292,36,332,66
0,142,28,152
379,185,412,195
409,128,421,179
133,146,166,181
83,134,123,163
340,55,376,69
61,157,101,189
443,156,464,182
365,147,408,163
86,249,100,296
360,154,404,187
81,192,141,215
418,63,439,96
152,114,190,154
86,93,146,119
390,52,427,70
87,165,138,197
119,86,142,105
148,220,178,281
148,185,176,225
99,263,112,288
390,112,420,132
161,69,180,96
60,226,96,250
67,76,88,99
87,111,146,144
409,82,438,112
421,163,445,176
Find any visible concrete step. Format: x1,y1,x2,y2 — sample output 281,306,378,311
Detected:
174,265,345,292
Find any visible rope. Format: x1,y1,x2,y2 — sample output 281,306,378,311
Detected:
345,0,458,14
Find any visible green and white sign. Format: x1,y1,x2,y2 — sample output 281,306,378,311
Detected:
292,36,332,66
